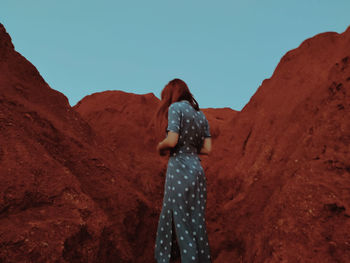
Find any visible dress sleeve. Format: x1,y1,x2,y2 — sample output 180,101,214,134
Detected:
166,103,181,134
204,116,211,138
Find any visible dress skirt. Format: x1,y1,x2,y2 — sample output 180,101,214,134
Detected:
154,152,212,263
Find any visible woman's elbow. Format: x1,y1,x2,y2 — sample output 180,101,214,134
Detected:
203,138,212,154
169,140,178,148
167,132,179,148
204,146,212,155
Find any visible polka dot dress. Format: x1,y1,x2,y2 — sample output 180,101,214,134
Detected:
154,100,212,263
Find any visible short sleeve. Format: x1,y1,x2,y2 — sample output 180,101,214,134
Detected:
167,103,181,133
204,116,211,138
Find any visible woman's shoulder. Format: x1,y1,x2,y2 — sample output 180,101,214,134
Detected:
169,101,185,111
197,110,209,123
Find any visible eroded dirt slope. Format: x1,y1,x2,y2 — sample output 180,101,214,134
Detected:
74,27,350,263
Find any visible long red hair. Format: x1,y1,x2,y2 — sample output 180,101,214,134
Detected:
151,78,199,138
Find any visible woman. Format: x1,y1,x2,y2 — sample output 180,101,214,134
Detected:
154,78,212,263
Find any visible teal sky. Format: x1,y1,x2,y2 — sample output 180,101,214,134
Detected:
2,1,350,110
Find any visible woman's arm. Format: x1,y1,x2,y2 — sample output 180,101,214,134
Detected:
199,137,212,155
157,131,179,155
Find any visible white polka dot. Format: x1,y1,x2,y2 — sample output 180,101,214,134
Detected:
189,242,192,247
177,180,181,184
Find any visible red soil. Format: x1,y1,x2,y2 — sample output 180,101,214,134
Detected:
1,22,350,262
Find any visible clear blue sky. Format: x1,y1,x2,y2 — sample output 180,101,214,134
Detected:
2,1,350,110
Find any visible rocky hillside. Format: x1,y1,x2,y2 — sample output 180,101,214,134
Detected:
0,23,155,263
1,22,350,262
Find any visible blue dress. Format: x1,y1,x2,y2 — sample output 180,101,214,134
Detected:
154,100,212,263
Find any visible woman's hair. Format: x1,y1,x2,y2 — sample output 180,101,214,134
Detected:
154,78,200,135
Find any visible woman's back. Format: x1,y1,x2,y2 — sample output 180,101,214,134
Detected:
166,100,211,156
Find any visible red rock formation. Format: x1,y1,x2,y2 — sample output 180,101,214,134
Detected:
207,27,350,263
1,21,350,262
0,23,148,262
